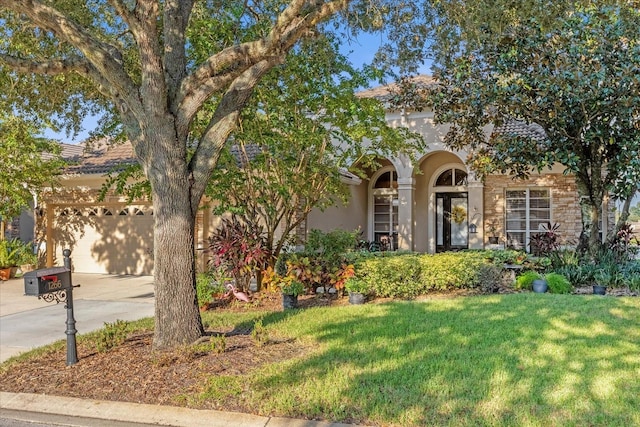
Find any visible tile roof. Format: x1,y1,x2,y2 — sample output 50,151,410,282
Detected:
357,75,437,103
493,120,547,142
64,142,138,175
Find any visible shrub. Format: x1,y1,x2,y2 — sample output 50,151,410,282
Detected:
545,272,572,294
358,254,423,298
95,320,129,353
355,251,487,298
251,319,269,347
305,228,359,257
476,263,507,293
196,271,227,308
418,252,486,291
486,249,529,266
623,261,640,290
514,271,542,291
554,264,585,287
207,217,268,292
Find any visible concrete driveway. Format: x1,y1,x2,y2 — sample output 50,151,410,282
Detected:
0,273,155,363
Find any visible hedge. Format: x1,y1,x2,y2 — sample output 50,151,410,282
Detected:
355,251,488,298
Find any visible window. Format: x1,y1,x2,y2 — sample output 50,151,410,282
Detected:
371,169,398,250
435,168,467,187
505,189,551,250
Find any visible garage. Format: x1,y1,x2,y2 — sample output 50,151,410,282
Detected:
52,204,154,275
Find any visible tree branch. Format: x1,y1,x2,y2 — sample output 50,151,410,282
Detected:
188,58,282,212
0,54,90,76
4,0,143,120
175,0,347,136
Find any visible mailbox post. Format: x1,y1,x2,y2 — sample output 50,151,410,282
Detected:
23,249,79,366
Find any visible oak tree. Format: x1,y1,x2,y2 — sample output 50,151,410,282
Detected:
0,115,63,239
0,0,431,348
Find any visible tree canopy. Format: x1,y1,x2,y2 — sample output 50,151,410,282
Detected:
429,3,640,254
206,34,424,265
0,115,63,238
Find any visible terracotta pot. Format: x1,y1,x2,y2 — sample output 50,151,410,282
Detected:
0,268,11,281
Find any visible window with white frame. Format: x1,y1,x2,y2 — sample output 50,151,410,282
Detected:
371,170,398,250
505,189,551,250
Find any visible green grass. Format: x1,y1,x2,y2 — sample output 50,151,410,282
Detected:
3,295,638,426
197,294,640,426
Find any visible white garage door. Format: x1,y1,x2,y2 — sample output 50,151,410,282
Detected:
53,205,154,275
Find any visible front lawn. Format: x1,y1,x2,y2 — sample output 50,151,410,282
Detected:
2,293,638,426
200,294,640,426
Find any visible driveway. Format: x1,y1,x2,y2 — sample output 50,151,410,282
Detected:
0,273,155,363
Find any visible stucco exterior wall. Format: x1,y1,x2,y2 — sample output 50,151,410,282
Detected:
306,180,368,237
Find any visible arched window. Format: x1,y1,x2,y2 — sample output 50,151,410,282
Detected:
370,168,398,250
435,168,467,187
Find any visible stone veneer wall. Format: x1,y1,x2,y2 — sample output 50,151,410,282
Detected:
483,174,583,248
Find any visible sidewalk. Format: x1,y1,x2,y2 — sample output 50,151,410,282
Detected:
0,392,355,427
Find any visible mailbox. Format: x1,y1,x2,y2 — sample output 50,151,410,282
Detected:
24,267,72,296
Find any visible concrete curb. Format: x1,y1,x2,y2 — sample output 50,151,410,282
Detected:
0,392,357,427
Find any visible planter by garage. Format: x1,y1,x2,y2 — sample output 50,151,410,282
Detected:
348,292,366,305
532,279,548,293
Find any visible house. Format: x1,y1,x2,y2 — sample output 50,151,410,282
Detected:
31,78,616,274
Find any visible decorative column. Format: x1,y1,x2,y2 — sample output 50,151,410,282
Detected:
467,173,484,250
397,177,415,251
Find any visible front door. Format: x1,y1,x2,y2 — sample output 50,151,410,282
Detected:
436,193,468,252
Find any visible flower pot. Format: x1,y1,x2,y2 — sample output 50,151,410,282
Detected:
348,292,366,305
532,279,548,293
20,264,36,274
593,285,606,295
0,268,11,281
282,293,298,309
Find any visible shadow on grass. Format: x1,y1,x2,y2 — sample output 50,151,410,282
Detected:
249,294,640,426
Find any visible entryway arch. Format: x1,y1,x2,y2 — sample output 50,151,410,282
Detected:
431,164,469,252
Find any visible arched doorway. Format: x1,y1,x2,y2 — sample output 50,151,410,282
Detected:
434,167,468,252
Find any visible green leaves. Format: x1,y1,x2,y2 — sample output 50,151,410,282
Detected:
0,115,64,220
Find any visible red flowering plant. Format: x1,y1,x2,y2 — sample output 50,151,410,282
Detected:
206,217,268,292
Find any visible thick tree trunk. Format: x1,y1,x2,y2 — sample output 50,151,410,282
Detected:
152,188,204,349
152,183,205,348
145,130,205,349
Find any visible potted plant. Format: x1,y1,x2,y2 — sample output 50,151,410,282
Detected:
17,242,38,273
344,277,370,304
514,270,546,292
486,219,500,245
593,269,617,295
280,279,304,309
0,240,19,281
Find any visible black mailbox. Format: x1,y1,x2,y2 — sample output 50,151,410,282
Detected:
24,267,72,296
